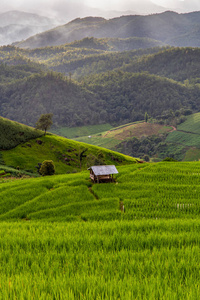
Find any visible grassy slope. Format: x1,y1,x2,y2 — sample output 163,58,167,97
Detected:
74,122,173,150
2,133,137,174
0,117,137,174
1,161,200,221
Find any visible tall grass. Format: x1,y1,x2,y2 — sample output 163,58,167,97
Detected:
0,220,200,299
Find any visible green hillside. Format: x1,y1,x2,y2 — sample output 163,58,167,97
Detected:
2,134,137,174
66,115,200,163
0,117,137,175
1,12,200,298
3,12,200,299
73,122,173,150
0,116,43,150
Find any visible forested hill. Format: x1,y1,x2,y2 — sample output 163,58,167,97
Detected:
0,69,198,127
1,43,200,128
82,71,198,122
0,44,165,80
62,37,165,52
121,47,200,82
15,11,200,49
0,72,99,127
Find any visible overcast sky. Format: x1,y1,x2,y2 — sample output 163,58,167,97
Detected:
0,0,199,18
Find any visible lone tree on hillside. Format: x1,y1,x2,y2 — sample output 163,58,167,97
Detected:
36,113,53,135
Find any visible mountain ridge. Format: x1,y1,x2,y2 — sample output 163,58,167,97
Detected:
15,11,200,49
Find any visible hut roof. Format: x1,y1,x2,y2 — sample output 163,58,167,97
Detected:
88,165,118,176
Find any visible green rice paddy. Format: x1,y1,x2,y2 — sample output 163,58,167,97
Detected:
166,112,200,148
2,161,200,299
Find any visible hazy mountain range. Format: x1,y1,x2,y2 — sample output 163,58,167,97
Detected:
1,0,200,47
0,0,165,46
13,11,200,49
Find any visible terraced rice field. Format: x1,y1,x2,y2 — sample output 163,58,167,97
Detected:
1,162,200,221
1,162,200,299
166,112,200,149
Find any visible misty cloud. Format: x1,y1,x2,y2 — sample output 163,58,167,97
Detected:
0,0,200,16
0,0,199,29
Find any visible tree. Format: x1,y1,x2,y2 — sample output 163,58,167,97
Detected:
36,113,53,135
39,160,55,176
144,112,149,123
79,148,88,169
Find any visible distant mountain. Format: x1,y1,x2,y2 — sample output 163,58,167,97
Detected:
0,11,58,46
15,11,200,49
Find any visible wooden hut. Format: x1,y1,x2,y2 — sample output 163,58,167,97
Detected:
88,165,118,183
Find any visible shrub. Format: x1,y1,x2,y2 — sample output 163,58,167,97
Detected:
143,155,150,162
39,160,55,176
162,157,178,162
